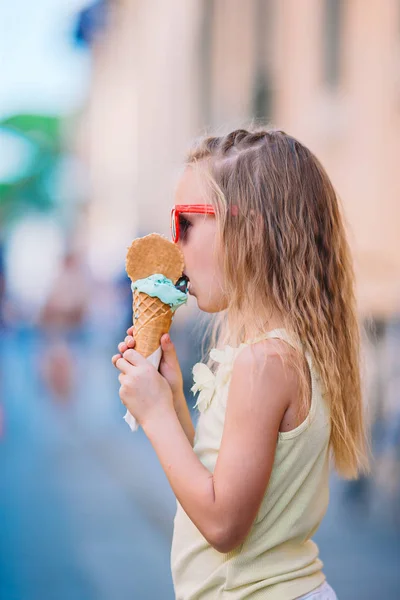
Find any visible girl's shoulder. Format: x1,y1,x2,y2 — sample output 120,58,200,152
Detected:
237,331,306,374
211,328,301,365
234,337,303,396
240,335,298,359
191,329,307,414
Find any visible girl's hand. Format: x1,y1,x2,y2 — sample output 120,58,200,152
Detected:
113,327,185,405
112,346,174,427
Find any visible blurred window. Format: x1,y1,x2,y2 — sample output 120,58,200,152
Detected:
252,0,273,120
199,0,214,125
323,0,342,88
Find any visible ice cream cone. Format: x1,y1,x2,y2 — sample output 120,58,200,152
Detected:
131,289,173,358
122,233,188,432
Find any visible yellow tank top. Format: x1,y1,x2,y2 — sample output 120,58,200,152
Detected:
171,328,331,600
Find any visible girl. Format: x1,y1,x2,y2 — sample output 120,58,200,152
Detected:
112,128,369,599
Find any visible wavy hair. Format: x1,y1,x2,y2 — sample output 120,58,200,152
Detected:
186,126,369,479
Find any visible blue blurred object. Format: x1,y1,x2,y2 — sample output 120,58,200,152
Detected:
74,0,109,47
0,241,4,330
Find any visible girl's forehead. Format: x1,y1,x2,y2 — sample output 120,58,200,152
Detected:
176,165,208,200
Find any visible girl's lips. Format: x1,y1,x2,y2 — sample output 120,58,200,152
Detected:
184,273,193,294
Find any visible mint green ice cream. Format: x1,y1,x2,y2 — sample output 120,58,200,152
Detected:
131,274,188,312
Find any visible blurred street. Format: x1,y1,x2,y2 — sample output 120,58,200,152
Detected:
1,326,399,600
0,325,176,600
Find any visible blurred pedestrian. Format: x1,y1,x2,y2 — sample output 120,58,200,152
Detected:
0,240,5,439
38,250,90,401
113,127,369,599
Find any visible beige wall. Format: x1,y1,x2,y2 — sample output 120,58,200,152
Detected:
83,0,400,317
273,0,400,317
79,0,202,279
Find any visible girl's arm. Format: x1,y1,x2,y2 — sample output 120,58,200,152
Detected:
173,389,195,446
143,341,293,553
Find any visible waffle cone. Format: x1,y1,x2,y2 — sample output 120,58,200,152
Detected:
126,233,184,283
131,290,173,358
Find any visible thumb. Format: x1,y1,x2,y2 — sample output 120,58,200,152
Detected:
160,334,178,362
160,334,182,391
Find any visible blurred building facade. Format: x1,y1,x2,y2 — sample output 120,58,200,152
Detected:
82,0,400,318
271,0,400,319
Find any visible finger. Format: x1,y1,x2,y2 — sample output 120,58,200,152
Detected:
124,335,135,348
115,357,132,374
118,342,127,353
161,334,178,364
118,372,125,384
126,336,136,348
126,326,134,336
112,353,122,367
123,348,147,367
161,333,169,346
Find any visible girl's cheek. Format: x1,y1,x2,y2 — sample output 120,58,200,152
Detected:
181,240,195,271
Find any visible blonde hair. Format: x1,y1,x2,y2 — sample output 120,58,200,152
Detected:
186,126,369,479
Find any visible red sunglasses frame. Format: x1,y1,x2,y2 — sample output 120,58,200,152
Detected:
170,204,215,243
170,203,239,243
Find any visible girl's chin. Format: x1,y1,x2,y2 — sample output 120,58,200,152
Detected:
196,296,226,314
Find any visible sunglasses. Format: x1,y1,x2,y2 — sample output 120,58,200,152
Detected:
170,204,215,243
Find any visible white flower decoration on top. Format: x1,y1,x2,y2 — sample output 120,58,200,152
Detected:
191,343,247,413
